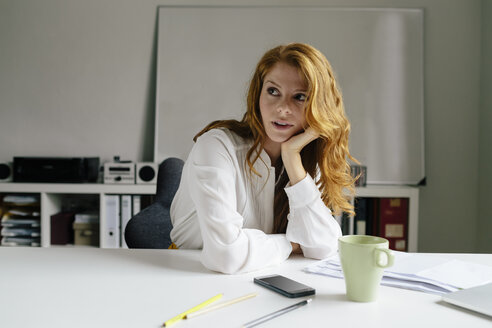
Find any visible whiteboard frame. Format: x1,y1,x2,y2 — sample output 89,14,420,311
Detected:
154,6,425,185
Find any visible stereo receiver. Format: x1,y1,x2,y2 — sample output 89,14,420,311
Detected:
104,162,135,184
13,157,99,183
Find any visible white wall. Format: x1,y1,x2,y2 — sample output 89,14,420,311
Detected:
0,0,486,252
0,0,162,163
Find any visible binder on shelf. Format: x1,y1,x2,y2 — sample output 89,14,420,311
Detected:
104,195,120,248
354,198,367,235
341,212,351,235
140,195,155,209
364,198,379,236
379,198,409,251
360,197,379,236
335,210,354,235
120,195,132,248
132,195,141,215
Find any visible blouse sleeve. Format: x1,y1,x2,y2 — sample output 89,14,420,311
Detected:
187,133,292,274
284,174,342,259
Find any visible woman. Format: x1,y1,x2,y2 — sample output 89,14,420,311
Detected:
170,43,357,274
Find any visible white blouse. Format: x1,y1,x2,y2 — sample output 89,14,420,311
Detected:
170,128,342,274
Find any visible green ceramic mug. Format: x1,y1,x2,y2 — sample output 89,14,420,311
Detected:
338,235,395,302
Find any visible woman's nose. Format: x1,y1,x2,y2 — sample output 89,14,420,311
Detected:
276,99,292,115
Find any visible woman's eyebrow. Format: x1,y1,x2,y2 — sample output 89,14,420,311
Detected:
265,79,307,93
264,80,280,87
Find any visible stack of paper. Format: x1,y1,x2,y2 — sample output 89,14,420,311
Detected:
1,196,41,247
304,251,492,295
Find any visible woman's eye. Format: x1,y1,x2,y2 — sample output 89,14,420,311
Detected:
295,94,307,102
267,87,280,96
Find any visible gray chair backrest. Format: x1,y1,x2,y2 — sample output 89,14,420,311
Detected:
155,157,185,207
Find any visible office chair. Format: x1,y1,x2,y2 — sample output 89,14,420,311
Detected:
124,157,184,249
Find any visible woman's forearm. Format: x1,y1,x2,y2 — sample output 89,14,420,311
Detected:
282,151,306,186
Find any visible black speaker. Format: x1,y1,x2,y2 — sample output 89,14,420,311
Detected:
136,162,157,184
0,162,13,182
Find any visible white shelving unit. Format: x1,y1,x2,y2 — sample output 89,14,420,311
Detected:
0,183,156,247
0,183,419,251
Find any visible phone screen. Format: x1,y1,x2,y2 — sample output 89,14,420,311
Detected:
254,274,315,298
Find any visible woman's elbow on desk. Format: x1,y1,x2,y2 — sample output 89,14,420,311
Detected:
200,244,248,274
286,223,341,260
300,230,340,260
301,244,338,260
199,236,291,274
290,226,340,260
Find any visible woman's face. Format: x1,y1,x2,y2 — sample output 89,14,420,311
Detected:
259,62,308,154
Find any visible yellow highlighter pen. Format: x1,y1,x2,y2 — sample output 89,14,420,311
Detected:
163,293,223,327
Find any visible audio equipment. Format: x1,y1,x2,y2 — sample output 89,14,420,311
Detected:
136,162,158,184
13,157,99,183
104,162,135,184
0,162,13,182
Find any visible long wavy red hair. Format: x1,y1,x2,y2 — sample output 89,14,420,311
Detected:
195,43,357,233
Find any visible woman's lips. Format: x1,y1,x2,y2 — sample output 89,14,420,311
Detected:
272,121,293,130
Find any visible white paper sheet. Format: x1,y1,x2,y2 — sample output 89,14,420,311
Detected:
304,252,492,295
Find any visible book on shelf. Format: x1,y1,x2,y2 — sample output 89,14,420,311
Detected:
369,198,380,236
363,197,379,236
351,197,409,251
351,197,379,236
140,194,155,209
341,212,351,235
51,212,76,245
378,198,409,251
353,197,367,235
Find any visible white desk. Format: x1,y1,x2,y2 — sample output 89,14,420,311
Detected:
1,248,491,328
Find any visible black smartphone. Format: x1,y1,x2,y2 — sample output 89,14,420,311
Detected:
254,274,316,298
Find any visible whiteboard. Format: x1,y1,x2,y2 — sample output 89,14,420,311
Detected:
155,6,424,185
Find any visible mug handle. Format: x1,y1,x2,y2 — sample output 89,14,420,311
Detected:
374,248,395,268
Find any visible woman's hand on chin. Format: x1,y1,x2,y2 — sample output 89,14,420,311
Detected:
281,127,320,156
280,128,320,185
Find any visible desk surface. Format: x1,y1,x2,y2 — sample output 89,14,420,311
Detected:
1,247,491,328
